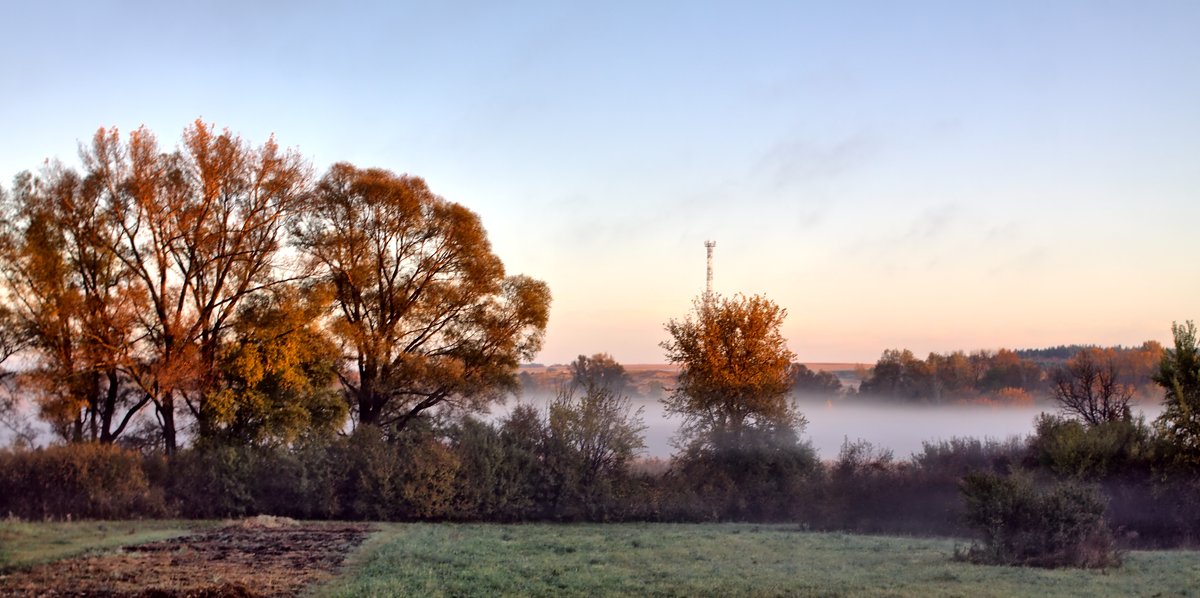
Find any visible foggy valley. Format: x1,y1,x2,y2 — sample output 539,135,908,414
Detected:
491,392,1165,460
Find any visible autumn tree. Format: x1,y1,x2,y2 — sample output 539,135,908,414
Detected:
1153,321,1200,467
1051,348,1134,426
293,163,550,430
80,122,310,452
979,349,1043,393
1116,341,1165,396
927,350,981,401
661,293,802,453
205,285,346,447
0,167,146,443
0,209,32,444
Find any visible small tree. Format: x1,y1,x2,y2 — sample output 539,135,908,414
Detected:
661,293,802,453
546,381,646,518
1051,348,1133,427
1153,321,1200,467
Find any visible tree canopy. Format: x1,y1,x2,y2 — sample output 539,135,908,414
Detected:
661,294,801,453
0,122,549,451
293,163,551,429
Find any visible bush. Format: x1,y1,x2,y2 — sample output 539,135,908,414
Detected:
914,436,1024,479
670,428,820,522
0,443,165,519
1027,414,1151,479
333,426,403,520
959,471,1120,568
392,425,461,520
167,445,257,518
449,416,542,521
814,439,899,531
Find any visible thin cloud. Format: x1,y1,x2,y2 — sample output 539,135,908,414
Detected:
755,131,881,192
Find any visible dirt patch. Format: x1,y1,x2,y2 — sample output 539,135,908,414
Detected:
0,523,373,597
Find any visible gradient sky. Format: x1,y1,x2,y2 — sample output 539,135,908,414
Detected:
2,1,1198,365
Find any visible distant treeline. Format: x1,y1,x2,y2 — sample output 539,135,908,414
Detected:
517,344,1166,407
849,344,1164,406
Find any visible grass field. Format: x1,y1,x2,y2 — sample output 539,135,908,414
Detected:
0,519,207,572
2,521,1198,596
315,523,1200,598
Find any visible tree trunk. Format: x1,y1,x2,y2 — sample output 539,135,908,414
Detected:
99,368,119,444
160,394,177,455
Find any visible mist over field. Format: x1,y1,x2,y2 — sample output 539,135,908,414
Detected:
799,400,1165,460
489,393,1166,460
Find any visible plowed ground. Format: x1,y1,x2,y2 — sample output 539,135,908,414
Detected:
0,523,373,597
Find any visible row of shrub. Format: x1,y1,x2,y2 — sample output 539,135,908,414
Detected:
4,414,1197,554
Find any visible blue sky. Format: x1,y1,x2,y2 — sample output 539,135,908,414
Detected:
2,1,1198,364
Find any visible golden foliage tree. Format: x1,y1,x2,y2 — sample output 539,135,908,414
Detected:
206,285,346,447
294,163,550,429
0,166,146,443
80,122,310,452
661,294,802,452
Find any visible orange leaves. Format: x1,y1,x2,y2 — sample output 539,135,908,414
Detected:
3,120,546,448
662,293,800,451
294,163,549,428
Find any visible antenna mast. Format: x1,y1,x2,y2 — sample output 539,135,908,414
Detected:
704,240,716,301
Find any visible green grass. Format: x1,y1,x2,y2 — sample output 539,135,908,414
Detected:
0,519,207,572
315,523,1200,598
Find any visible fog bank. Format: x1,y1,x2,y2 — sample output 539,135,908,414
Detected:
490,394,1165,461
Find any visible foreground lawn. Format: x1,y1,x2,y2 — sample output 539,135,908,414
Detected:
316,523,1200,597
0,519,206,572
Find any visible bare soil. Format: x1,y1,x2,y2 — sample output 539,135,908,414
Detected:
0,522,373,597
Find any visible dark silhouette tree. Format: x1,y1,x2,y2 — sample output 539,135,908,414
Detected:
1051,348,1133,427
788,363,842,397
858,349,933,401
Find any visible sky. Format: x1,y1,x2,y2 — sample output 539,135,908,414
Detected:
2,1,1198,365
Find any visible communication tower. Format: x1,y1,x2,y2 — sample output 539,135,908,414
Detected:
704,240,716,300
